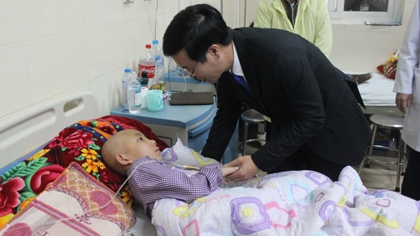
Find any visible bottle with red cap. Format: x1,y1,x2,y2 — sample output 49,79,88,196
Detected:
138,44,155,81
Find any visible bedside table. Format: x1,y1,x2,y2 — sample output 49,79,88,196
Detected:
110,97,238,163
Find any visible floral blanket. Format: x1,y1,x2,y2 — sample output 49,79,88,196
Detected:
0,115,168,229
152,165,420,235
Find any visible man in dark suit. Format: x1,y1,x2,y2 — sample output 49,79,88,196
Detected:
162,4,371,181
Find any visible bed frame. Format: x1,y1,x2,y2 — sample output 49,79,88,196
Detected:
0,92,99,172
352,72,403,117
0,91,157,236
2,91,418,235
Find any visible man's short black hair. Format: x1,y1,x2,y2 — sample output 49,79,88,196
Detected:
162,4,232,62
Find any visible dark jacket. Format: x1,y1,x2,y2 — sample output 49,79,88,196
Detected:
201,28,371,172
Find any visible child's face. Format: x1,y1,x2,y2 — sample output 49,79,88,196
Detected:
123,130,162,161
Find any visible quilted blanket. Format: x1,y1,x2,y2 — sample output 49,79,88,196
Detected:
151,166,420,235
0,115,168,229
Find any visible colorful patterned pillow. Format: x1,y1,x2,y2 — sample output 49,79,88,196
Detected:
0,162,136,236
0,115,168,229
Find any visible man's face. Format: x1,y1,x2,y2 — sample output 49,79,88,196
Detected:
172,48,225,84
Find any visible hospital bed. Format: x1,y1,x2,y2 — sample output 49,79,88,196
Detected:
1,91,419,235
0,91,157,236
356,72,403,116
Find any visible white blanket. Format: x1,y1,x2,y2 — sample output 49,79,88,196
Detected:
151,166,420,235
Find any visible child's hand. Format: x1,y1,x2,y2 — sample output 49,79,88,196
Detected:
220,166,239,178
220,166,239,185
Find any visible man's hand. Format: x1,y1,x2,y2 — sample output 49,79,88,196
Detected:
224,155,259,182
395,93,412,114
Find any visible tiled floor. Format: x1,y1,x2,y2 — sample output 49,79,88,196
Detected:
356,155,405,193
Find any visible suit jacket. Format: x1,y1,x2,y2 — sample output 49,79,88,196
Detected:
201,28,371,172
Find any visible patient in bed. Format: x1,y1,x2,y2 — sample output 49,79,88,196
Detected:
102,129,239,217
102,131,420,235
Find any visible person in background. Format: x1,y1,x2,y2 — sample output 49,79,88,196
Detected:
393,0,420,200
368,0,389,12
253,0,334,139
162,4,371,182
344,0,388,12
254,0,332,58
344,0,363,11
102,129,239,217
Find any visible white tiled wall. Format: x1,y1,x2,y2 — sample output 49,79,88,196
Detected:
0,0,179,119
226,0,415,72
330,0,417,72
0,0,415,121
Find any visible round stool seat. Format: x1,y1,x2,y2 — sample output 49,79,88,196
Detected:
241,109,264,124
370,114,404,129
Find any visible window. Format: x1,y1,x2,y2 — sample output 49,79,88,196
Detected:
328,0,403,25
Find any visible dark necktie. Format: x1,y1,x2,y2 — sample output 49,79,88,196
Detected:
232,73,253,96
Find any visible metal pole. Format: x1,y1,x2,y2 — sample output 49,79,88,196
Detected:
244,0,248,27
234,0,239,28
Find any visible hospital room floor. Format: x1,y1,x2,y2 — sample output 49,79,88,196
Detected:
356,150,404,193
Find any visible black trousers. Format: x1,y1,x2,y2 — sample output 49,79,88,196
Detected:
401,146,420,200
267,146,346,181
265,121,346,181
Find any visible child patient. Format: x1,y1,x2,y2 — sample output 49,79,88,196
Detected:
102,129,239,217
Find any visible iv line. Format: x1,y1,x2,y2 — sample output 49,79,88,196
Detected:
144,0,158,40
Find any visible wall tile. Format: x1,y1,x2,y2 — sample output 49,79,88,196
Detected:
89,71,121,116
83,0,124,29
130,17,156,68
0,0,22,46
161,0,180,14
0,44,31,117
24,32,89,103
84,24,127,80
332,31,368,58
19,0,84,41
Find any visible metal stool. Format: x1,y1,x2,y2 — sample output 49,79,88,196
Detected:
358,114,406,192
241,109,265,155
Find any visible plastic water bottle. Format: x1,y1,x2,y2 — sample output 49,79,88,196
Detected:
121,68,131,110
138,44,155,80
127,72,141,114
152,39,164,83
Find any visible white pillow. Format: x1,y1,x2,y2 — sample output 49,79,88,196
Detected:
161,138,221,168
